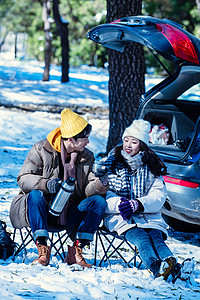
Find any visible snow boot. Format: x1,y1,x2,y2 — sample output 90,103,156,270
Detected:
157,256,176,280
65,241,92,268
171,263,182,283
33,243,51,266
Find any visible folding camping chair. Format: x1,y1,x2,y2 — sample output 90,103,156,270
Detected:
12,226,74,262
94,226,143,268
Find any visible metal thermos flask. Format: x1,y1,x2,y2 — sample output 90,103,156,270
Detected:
49,177,75,216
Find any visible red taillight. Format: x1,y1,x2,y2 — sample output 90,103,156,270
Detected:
110,19,121,24
156,23,199,64
163,176,199,188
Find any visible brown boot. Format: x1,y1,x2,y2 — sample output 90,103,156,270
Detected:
158,256,177,280
33,243,51,266
65,243,92,268
65,244,76,265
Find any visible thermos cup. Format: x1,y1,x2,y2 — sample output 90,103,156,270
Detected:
49,177,75,216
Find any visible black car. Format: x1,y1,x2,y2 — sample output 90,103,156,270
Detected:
88,16,200,231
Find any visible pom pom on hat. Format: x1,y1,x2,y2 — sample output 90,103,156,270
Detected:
122,119,151,145
60,108,88,138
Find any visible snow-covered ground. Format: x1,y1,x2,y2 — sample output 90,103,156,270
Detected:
0,52,200,300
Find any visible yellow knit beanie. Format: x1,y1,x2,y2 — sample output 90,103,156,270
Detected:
60,108,88,138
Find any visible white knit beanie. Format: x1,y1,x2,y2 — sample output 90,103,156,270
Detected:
122,119,151,145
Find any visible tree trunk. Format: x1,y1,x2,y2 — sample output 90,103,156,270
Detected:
43,0,52,81
60,22,69,82
196,0,200,16
0,31,8,52
106,0,145,153
14,33,17,59
53,0,69,82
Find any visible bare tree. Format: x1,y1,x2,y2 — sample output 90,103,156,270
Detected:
0,30,8,52
43,0,52,81
196,0,200,16
106,0,145,153
53,0,69,82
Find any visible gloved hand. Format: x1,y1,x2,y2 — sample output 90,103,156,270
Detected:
118,197,139,220
47,178,62,194
93,163,108,177
99,172,109,187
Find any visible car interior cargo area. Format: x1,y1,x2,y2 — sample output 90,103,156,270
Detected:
141,102,197,160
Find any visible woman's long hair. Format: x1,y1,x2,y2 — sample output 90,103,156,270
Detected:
113,141,167,177
140,141,167,176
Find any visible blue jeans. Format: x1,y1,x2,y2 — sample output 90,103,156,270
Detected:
27,190,107,242
125,227,173,275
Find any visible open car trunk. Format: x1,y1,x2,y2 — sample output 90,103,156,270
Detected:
88,16,200,165
136,65,200,164
88,15,200,229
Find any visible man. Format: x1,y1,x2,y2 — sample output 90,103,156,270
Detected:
10,108,108,267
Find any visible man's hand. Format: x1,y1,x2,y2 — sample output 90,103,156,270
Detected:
47,178,62,194
118,197,139,220
99,172,109,187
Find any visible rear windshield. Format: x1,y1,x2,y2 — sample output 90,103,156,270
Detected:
177,82,200,102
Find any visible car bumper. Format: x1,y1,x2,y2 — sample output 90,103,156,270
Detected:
161,200,200,226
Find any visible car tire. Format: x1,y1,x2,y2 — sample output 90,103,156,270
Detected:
162,215,200,233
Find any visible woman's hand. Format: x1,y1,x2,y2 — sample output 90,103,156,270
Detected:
118,197,139,220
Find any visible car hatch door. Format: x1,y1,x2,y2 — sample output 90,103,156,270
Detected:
88,16,200,65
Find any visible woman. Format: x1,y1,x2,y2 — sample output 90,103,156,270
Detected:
103,119,177,280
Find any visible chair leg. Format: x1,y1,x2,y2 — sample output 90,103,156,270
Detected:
50,231,69,262
50,233,64,262
98,232,113,268
58,232,66,259
102,233,131,267
13,228,35,261
94,230,98,266
120,235,141,267
95,229,143,269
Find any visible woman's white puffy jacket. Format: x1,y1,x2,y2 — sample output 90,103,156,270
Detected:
104,177,169,236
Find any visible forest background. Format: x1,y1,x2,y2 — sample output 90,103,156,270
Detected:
0,0,200,152
0,0,199,71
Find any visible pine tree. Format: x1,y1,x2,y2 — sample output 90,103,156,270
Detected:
106,0,145,152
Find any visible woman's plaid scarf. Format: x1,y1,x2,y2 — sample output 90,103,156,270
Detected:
106,151,155,199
